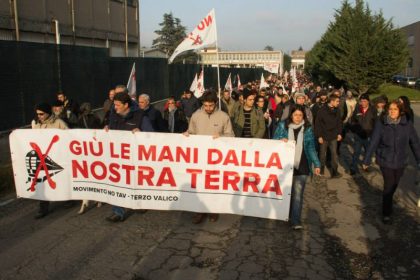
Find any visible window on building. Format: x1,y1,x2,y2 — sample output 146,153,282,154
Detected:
408,57,413,68
408,35,414,46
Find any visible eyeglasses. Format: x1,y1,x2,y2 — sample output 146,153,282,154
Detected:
37,113,45,116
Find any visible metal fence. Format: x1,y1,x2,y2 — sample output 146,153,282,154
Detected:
0,40,263,131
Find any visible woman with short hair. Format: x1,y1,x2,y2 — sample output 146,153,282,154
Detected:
363,100,420,224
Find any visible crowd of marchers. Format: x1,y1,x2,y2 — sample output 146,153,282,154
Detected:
31,72,420,229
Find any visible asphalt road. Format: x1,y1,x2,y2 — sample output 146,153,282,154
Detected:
0,105,419,280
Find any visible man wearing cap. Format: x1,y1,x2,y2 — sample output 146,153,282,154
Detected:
32,102,68,219
348,94,377,175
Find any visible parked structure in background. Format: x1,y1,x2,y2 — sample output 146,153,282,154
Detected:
140,47,167,58
200,48,284,73
401,21,420,78
291,49,307,70
0,0,140,57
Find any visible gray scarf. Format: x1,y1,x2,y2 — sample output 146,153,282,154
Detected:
168,108,176,133
288,121,305,169
386,115,401,125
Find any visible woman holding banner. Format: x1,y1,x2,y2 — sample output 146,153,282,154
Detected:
273,105,320,230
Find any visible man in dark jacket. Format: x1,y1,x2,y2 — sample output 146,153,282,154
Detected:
106,92,153,222
139,94,168,132
349,94,377,174
314,95,343,177
180,89,200,120
311,90,328,123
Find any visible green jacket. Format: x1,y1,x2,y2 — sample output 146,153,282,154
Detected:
232,105,266,138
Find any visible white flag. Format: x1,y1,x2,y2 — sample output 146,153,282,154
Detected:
168,9,217,63
237,74,242,90
263,63,279,74
224,73,232,93
260,73,269,89
126,63,136,98
189,73,198,92
195,70,205,98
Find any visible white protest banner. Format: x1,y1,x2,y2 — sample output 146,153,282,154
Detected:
10,129,295,220
168,9,217,63
263,63,279,74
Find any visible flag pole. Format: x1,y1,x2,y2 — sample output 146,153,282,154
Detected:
214,10,221,110
127,62,135,87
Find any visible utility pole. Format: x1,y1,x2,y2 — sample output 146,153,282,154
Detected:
124,0,128,57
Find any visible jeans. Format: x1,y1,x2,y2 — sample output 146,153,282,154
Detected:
319,139,338,172
380,167,405,217
112,206,126,218
351,135,370,171
290,175,308,226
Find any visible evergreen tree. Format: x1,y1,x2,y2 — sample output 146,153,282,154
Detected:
152,13,186,57
283,54,292,71
306,0,408,93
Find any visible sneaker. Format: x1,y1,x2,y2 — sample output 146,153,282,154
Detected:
192,213,206,224
331,171,342,178
208,214,219,222
106,214,124,223
382,216,392,225
292,225,303,230
34,211,49,219
63,201,75,209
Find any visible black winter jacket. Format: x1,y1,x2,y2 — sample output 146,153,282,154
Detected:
363,115,420,169
314,105,343,141
349,105,377,139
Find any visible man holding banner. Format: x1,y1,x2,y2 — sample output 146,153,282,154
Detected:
185,90,234,223
106,92,154,222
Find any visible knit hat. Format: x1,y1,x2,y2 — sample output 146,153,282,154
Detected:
35,102,52,115
293,92,306,103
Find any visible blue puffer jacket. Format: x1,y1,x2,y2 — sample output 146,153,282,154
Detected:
273,121,321,174
363,115,420,169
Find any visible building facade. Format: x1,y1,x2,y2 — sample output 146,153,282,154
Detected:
200,49,283,73
0,0,140,57
401,21,420,78
291,49,306,70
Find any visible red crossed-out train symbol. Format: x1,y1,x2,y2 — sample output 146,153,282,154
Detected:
188,32,202,46
26,135,63,192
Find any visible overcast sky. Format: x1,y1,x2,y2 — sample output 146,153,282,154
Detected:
140,0,419,54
